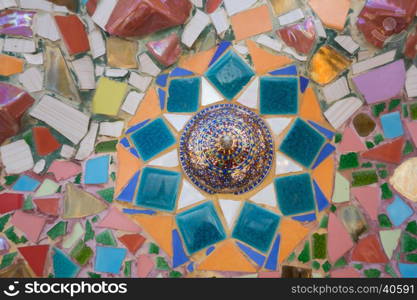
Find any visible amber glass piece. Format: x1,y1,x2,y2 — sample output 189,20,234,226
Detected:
270,0,299,15
104,0,192,37
107,37,138,69
44,44,79,102
55,15,90,56
47,0,78,11
309,45,351,85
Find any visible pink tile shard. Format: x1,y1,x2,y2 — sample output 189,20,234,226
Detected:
11,210,47,243
338,127,367,153
48,161,82,182
137,255,154,278
97,206,142,233
327,213,354,263
352,186,380,221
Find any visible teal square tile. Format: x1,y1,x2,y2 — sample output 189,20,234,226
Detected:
260,76,299,115
176,201,226,254
136,167,181,212
279,118,325,168
274,173,315,216
167,77,201,113
205,50,254,100
131,118,176,162
232,202,280,253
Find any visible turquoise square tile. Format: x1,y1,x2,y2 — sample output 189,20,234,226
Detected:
380,111,404,139
131,117,176,162
167,77,201,113
136,167,181,212
260,76,299,115
84,155,109,185
176,201,226,254
279,118,325,168
232,202,280,253
274,173,315,216
205,50,254,100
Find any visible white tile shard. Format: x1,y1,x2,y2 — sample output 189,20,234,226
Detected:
278,8,304,26
322,76,350,103
201,77,224,106
265,117,292,136
223,0,257,16
164,114,192,132
237,77,259,109
89,30,106,59
233,44,249,55
33,159,46,174
105,68,129,77
138,53,161,77
276,153,303,175
177,180,206,210
313,18,326,38
0,0,16,10
3,38,36,53
72,56,96,90
20,0,52,11
129,72,152,91
34,13,60,42
18,67,43,93
283,47,307,61
250,184,277,208
219,199,241,229
148,150,179,168
75,122,99,161
335,35,360,54
121,91,145,115
0,140,34,174
60,145,76,159
406,65,417,98
324,97,363,129
191,0,203,8
23,53,43,65
91,0,118,30
99,121,125,138
352,50,396,75
256,34,283,52
29,95,90,144
210,8,229,35
181,9,210,48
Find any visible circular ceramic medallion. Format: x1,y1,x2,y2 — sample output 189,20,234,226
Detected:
179,103,274,195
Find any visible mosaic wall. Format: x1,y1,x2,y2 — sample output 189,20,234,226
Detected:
0,0,416,278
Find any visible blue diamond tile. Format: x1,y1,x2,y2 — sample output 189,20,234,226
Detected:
260,76,299,115
279,118,326,168
205,50,254,100
130,118,176,162
275,173,315,216
84,155,110,185
95,246,127,274
135,167,181,212
232,202,280,253
381,111,404,139
176,201,226,254
167,77,201,113
386,195,413,227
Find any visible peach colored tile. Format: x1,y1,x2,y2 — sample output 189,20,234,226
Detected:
308,0,351,31
231,5,273,41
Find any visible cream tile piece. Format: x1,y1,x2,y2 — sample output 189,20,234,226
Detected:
24,53,43,65
278,8,304,26
256,34,283,52
323,76,350,103
91,0,118,30
129,72,152,91
406,65,417,98
219,199,242,229
75,122,99,161
210,7,229,35
33,159,46,174
99,121,124,138
181,9,210,48
224,0,257,16
121,91,145,115
0,140,34,174
265,117,292,136
352,50,396,75
20,0,52,11
201,77,224,106
250,184,277,208
0,0,16,9
3,38,36,53
335,35,359,54
72,56,96,90
324,96,362,129
18,67,43,92
164,114,192,132
139,53,161,77
34,13,60,41
89,30,106,59
313,18,326,38
60,145,75,159
236,77,259,109
177,180,206,210
148,150,179,168
105,68,129,77
276,152,303,175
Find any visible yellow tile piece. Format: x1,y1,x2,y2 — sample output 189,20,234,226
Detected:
92,77,128,116
115,144,143,196
178,48,216,75
131,215,173,257
312,156,335,200
128,88,161,126
231,5,273,41
308,0,351,31
197,240,257,273
107,36,138,69
63,183,107,219
0,54,24,76
246,40,293,75
278,218,310,263
300,87,334,130
309,45,351,85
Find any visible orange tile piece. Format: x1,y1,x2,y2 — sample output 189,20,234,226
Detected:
308,0,351,31
0,54,24,76
300,87,334,130
128,88,161,126
178,47,216,75
278,218,310,263
231,5,273,41
115,144,143,196
131,215,173,257
312,156,335,200
197,240,257,272
246,40,293,75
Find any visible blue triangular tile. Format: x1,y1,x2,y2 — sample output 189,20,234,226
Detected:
158,88,166,110
156,74,169,87
170,67,194,77
129,147,139,158
126,119,150,134
312,143,336,169
292,213,316,222
172,229,189,268
269,65,297,76
236,242,265,267
265,235,280,271
187,262,195,273
119,137,130,148
209,41,232,66
300,76,309,93
309,120,335,140
313,180,330,211
117,171,140,203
